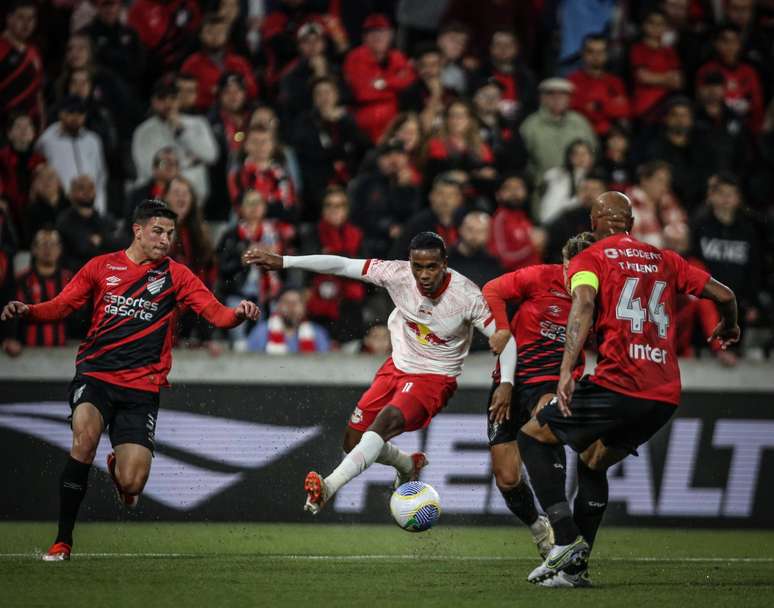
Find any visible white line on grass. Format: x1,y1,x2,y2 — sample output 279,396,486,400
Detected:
1,553,772,563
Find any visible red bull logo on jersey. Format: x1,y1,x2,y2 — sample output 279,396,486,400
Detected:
406,321,449,346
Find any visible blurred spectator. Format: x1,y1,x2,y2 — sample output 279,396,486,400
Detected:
471,29,537,127
358,323,391,355
181,13,258,113
394,173,466,256
36,96,107,215
539,138,596,224
488,173,542,271
692,172,762,334
602,124,635,191
660,0,708,80
436,21,470,94
7,228,72,352
292,76,370,221
127,0,202,89
80,0,146,95
520,78,597,193
246,287,331,354
0,113,45,234
305,186,366,343
23,165,68,247
557,0,617,72
207,72,249,221
62,67,118,163
423,100,496,190
56,175,116,271
472,78,528,174
246,104,303,195
132,79,219,206
0,1,44,129
126,147,179,223
217,190,284,345
693,69,753,175
448,210,502,287
343,14,415,142
0,199,18,323
228,126,299,223
643,96,716,208
544,170,606,263
695,23,764,132
278,21,341,128
376,112,424,185
175,71,200,114
749,100,774,209
629,10,683,122
725,0,774,88
567,34,630,136
626,160,687,248
399,43,456,133
349,139,420,259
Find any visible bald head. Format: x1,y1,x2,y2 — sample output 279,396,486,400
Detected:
590,191,633,238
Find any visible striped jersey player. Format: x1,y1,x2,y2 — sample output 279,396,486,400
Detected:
1,200,260,561
243,231,517,514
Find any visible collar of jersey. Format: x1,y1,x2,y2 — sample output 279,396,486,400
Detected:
421,272,452,300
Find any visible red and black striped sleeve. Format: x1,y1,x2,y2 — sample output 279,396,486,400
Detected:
27,261,95,322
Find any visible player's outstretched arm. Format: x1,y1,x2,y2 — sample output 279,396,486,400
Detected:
557,284,596,416
482,274,519,354
1,301,30,321
243,249,367,280
701,278,740,350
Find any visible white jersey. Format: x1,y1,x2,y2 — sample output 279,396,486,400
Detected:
361,259,494,376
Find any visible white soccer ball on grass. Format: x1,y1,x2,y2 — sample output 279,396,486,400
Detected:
389,481,441,532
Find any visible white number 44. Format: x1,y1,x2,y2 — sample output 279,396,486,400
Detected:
615,278,669,338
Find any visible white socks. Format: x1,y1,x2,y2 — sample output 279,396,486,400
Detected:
376,441,413,476
324,431,385,495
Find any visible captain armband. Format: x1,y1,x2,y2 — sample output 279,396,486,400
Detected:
570,271,599,293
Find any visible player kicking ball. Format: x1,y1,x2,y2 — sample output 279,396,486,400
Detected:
1,200,260,561
482,232,595,558
244,232,517,516
516,192,740,587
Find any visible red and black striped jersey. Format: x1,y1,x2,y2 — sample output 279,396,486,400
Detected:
15,266,72,347
27,250,241,393
485,264,582,385
0,38,43,118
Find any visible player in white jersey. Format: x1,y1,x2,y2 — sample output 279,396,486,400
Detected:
244,232,519,514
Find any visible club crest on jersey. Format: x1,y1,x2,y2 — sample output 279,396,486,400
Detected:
106,275,121,287
406,321,448,346
418,303,433,317
547,304,561,317
147,275,167,295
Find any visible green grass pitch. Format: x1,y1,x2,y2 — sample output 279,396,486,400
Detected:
1,523,773,607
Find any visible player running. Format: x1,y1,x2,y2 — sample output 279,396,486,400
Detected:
482,232,595,558
1,200,259,561
516,192,739,587
243,232,517,514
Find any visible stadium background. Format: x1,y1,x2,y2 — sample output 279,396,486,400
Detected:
1,0,773,527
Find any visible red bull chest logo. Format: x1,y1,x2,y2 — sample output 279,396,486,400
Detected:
406,321,449,346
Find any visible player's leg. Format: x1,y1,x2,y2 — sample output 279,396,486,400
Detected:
111,443,153,503
45,401,104,561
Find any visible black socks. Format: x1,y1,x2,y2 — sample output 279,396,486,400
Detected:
499,481,539,527
517,430,581,545
55,457,91,546
573,459,609,548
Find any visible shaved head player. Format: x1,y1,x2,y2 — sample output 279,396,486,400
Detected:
2,199,260,561
516,191,740,587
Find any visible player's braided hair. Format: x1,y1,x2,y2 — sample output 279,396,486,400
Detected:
562,231,596,261
409,231,447,259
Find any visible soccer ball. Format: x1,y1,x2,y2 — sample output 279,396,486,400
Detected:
389,481,441,532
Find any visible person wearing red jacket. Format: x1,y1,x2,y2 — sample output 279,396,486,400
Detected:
568,35,630,136
488,174,543,271
306,186,366,342
1,199,259,562
695,23,764,132
180,13,258,113
343,14,415,142
0,112,45,234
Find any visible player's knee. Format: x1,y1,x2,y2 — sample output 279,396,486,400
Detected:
370,405,405,438
117,468,148,495
493,465,522,490
71,428,100,462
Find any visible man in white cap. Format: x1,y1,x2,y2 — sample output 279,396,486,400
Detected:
519,77,597,190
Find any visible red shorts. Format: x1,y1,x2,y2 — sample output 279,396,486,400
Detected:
348,357,458,432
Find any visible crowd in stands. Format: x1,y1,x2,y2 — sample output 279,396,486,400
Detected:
0,0,772,364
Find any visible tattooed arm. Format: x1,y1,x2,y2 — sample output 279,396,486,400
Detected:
556,284,596,416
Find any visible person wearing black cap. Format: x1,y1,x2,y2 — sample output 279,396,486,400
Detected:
343,14,416,142
36,96,108,216
131,77,218,207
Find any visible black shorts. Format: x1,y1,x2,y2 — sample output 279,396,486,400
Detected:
68,375,159,453
487,380,557,447
536,376,675,456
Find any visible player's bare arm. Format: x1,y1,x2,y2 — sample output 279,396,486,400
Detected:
701,278,740,350
242,248,283,270
1,301,29,321
557,284,596,416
